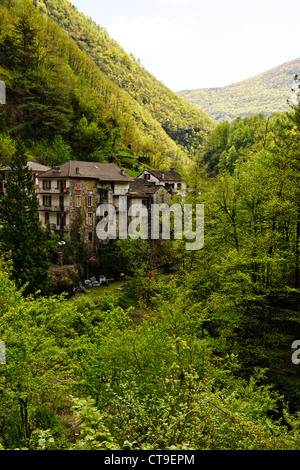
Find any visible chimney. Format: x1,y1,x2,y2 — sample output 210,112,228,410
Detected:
120,167,125,176
75,167,79,175
161,172,164,180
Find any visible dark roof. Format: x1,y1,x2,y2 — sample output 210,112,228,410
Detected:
141,169,182,182
128,178,166,198
28,162,51,173
1,161,50,172
38,161,133,182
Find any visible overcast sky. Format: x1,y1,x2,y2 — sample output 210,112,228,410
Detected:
70,0,300,92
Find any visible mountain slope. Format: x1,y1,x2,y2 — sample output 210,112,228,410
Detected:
32,0,215,159
0,0,214,177
178,58,300,122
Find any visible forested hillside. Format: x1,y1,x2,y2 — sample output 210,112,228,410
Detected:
1,0,300,454
1,100,300,449
178,58,300,122
35,0,215,158
0,0,215,176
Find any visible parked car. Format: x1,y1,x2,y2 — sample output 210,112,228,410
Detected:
83,275,115,288
72,286,87,295
99,275,109,286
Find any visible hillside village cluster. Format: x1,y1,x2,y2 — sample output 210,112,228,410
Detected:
0,161,186,247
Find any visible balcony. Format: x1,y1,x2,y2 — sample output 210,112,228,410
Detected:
39,187,69,194
39,205,70,212
97,183,112,190
50,223,70,232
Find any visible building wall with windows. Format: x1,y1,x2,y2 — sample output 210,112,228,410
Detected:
69,178,98,246
38,175,132,247
37,161,185,248
138,168,187,196
38,177,71,234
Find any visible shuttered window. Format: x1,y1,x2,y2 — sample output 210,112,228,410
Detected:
74,196,81,208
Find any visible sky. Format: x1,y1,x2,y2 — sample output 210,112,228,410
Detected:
70,0,300,92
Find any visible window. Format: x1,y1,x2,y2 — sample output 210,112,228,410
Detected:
58,180,66,192
43,195,51,207
88,213,93,226
100,189,108,203
76,180,81,191
76,196,81,208
43,179,51,190
88,180,93,191
88,232,93,241
57,213,66,230
45,213,50,225
145,173,150,180
88,196,93,207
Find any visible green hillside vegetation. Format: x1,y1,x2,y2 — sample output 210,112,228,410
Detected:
33,0,215,158
178,58,300,122
0,0,214,176
1,0,300,453
201,112,289,176
2,96,300,448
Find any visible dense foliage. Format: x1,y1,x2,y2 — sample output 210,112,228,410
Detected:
178,58,300,122
36,0,215,158
0,252,300,451
0,0,300,453
0,141,55,296
1,101,300,449
0,0,214,176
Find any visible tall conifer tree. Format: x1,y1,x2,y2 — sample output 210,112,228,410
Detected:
0,141,53,295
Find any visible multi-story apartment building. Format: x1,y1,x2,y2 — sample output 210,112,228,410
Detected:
37,161,133,245
1,159,185,247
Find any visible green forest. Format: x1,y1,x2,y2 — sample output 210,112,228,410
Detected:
0,0,214,176
0,0,300,452
178,58,300,122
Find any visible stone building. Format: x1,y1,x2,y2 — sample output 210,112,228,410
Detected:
37,161,133,245
36,161,186,247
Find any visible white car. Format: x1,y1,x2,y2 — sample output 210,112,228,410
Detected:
99,275,108,285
